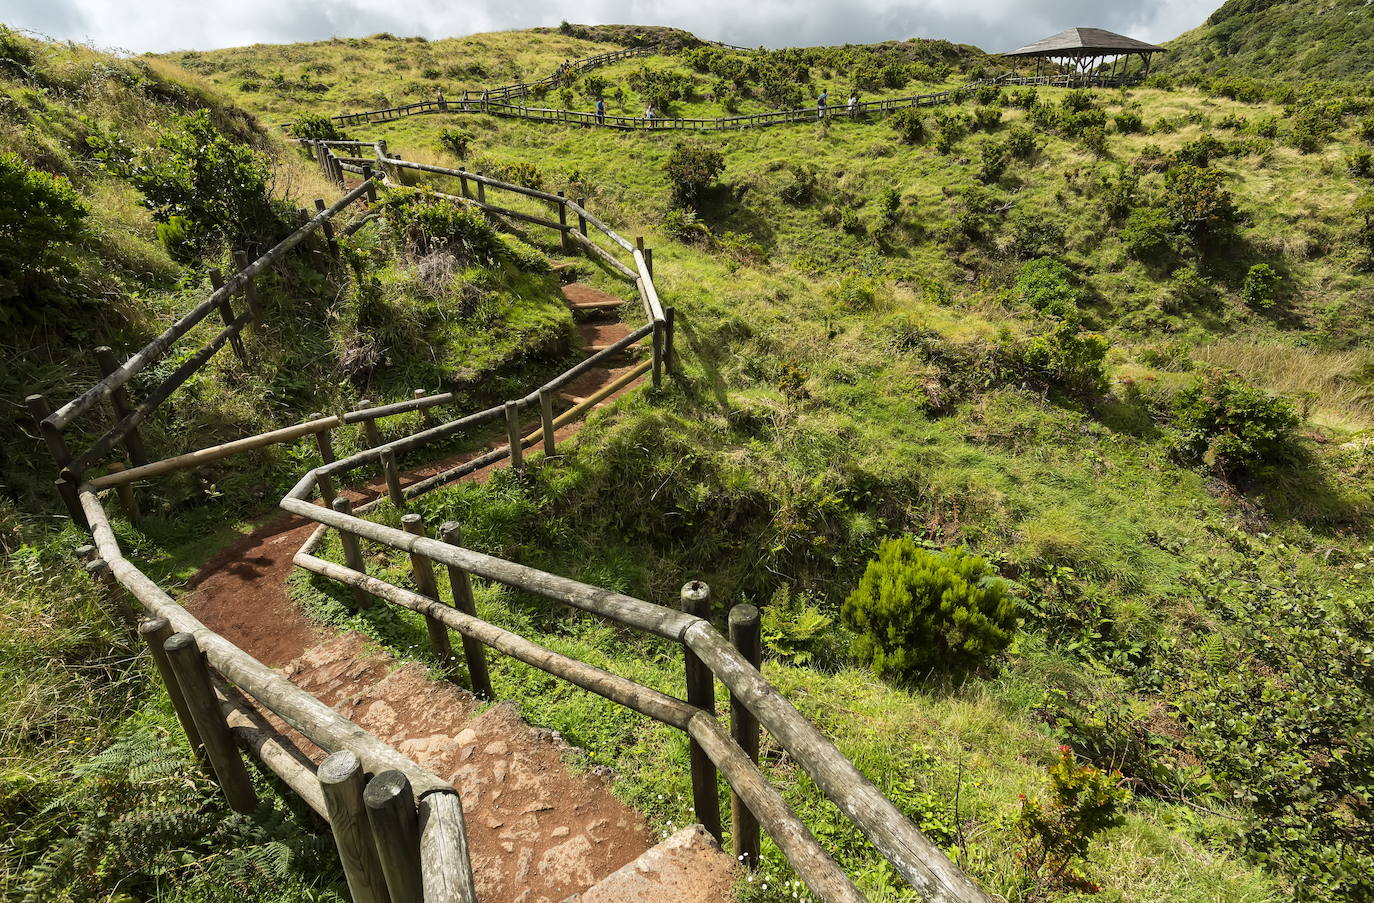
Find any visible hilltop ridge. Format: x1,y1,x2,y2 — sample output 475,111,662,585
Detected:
1162,0,1374,81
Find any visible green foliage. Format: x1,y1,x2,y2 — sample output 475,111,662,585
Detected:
123,110,276,257
827,272,879,310
0,152,87,309
438,127,473,159
1162,164,1237,241
664,139,725,209
776,162,818,205
661,207,710,245
1005,125,1037,158
1014,746,1130,895
841,538,1016,680
289,112,343,142
1173,134,1227,168
380,188,510,265
1113,110,1144,134
878,186,902,231
1346,148,1373,178
888,107,926,144
1168,369,1302,480
1014,257,1084,321
1021,319,1110,397
760,584,839,667
1240,263,1280,310
975,139,1007,184
1119,206,1174,260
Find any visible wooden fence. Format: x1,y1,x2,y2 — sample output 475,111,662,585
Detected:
34,137,996,902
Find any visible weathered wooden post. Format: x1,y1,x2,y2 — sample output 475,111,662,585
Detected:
575,197,588,236
644,247,654,279
105,463,141,525
26,393,87,528
310,412,337,507
538,387,556,457
439,521,493,699
665,306,677,373
415,390,435,429
138,617,208,770
94,346,149,464
374,139,392,184
380,449,405,509
208,269,247,362
402,514,455,678
314,199,340,257
319,751,391,903
163,631,258,813
357,401,383,449
680,581,722,843
504,401,523,470
728,603,762,869
557,191,571,254
365,771,424,902
231,250,264,328
458,168,470,199
361,164,378,204
652,318,664,389
332,496,371,609
475,172,486,205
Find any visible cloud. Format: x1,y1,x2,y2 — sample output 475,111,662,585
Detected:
4,0,1221,54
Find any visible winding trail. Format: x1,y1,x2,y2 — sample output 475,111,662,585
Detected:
182,276,734,903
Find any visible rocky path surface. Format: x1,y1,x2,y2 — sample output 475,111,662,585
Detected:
183,275,737,901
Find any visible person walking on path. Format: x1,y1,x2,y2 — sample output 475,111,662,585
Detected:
595,97,606,124
817,88,828,119
644,102,656,126
848,92,858,115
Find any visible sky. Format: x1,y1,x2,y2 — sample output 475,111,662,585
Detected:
3,0,1222,55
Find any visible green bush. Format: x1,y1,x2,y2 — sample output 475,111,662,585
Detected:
760,585,840,667
0,152,87,308
438,127,473,159
1014,257,1084,320
126,110,275,257
1346,148,1373,178
1113,110,1144,133
1060,89,1096,113
889,107,926,144
665,140,725,209
1005,125,1037,158
1022,319,1110,396
841,538,1017,680
828,272,878,310
290,112,343,142
661,207,710,245
777,162,818,205
975,139,1008,184
1014,746,1130,896
1162,164,1237,241
1241,263,1280,310
381,188,509,264
1168,369,1302,480
1119,206,1174,259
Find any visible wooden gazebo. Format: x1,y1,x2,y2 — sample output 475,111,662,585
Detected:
1001,27,1164,82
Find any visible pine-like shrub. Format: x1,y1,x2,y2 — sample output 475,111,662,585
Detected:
290,112,343,142
842,538,1017,680
665,140,725,209
1241,263,1280,310
1014,746,1130,895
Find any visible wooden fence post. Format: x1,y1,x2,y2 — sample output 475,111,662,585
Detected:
208,269,247,362
26,393,87,528
729,603,762,869
504,401,523,470
458,168,470,199
310,412,337,507
557,192,571,254
315,199,340,257
475,172,486,205
415,390,435,429
231,250,264,329
365,771,424,902
319,751,391,903
94,346,149,465
138,617,208,771
439,521,493,699
361,164,378,204
402,513,456,679
105,463,141,525
357,401,383,448
576,197,588,236
680,581,722,843
538,387,556,457
332,496,371,609
644,247,654,279
651,319,663,389
380,449,405,509
374,139,392,184
164,631,258,813
665,306,677,373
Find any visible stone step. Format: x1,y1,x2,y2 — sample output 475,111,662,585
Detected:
559,825,739,903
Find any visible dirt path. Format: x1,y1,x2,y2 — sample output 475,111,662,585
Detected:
183,280,657,903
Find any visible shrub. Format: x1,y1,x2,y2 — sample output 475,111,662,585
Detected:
1346,149,1373,178
1361,116,1374,144
381,189,508,264
828,272,878,310
972,106,1002,131
127,110,275,257
1061,89,1096,113
661,207,710,245
932,110,968,154
1241,263,1280,310
778,162,818,205
975,139,1008,184
1168,369,1302,480
1173,134,1227,168
291,112,343,142
1006,212,1064,260
1162,164,1236,241
1015,746,1130,895
760,585,839,667
1014,257,1083,320
1005,125,1037,158
889,107,926,144
1113,110,1143,134
1080,126,1108,157
1119,207,1174,259
1252,114,1281,138
1217,112,1248,131
878,187,902,231
841,538,1016,680
1022,319,1110,396
0,152,87,309
665,140,725,209
438,127,473,159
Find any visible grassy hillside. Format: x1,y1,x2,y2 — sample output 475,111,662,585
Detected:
1162,0,1374,82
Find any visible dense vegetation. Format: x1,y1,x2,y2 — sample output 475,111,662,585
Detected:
1163,0,1374,82
3,17,1373,903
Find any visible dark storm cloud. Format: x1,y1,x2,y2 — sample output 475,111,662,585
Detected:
1,0,1217,55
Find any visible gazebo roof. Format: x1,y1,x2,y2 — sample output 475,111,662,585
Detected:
1002,27,1165,58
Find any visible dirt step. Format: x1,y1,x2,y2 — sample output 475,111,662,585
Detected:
563,282,626,312
578,321,633,354
551,261,583,284
277,634,655,903
556,363,646,406
559,825,739,903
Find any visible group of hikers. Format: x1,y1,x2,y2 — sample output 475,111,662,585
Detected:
589,88,863,125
